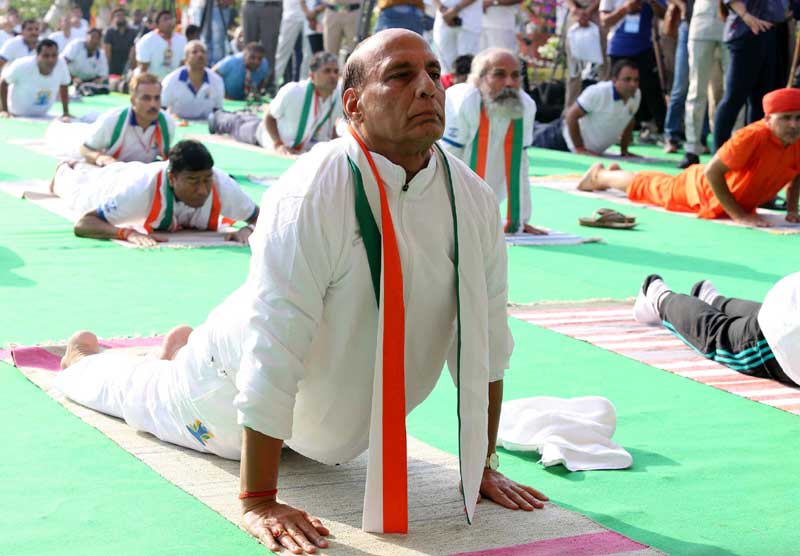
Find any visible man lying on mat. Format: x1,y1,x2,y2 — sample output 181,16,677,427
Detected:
531,58,641,158
208,51,342,156
440,48,548,235
79,72,176,166
634,273,800,386
576,88,800,227
55,29,548,555
51,140,259,246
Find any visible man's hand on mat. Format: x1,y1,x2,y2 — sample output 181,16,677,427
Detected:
575,147,599,157
478,469,548,511
523,223,548,235
127,231,167,247
786,212,800,223
59,114,72,122
734,213,772,228
241,498,330,554
226,227,253,245
0,111,11,118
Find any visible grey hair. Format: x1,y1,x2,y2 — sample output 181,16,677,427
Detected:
184,39,206,57
310,51,338,73
467,47,518,87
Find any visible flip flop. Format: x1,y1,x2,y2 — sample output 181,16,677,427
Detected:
579,208,637,229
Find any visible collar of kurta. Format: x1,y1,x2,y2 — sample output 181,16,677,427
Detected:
179,67,209,95
344,131,489,534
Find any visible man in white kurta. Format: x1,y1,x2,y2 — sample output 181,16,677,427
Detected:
55,29,547,556
442,47,544,234
63,29,110,85
79,73,175,165
52,139,258,246
161,40,225,119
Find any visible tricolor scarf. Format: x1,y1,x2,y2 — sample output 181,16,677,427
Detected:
143,167,221,233
346,130,489,534
291,81,337,150
108,107,171,160
469,105,523,233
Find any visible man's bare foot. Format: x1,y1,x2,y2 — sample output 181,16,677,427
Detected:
61,330,101,369
523,223,549,235
159,325,193,360
577,162,608,191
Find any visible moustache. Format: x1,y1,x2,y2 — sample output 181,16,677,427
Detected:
494,87,519,101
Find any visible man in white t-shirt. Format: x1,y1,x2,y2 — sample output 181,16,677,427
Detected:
53,140,260,247
432,0,482,72
0,18,39,70
532,59,641,156
0,39,71,118
209,51,342,155
69,6,90,39
63,29,110,87
441,47,545,234
162,40,224,120
80,72,175,165
49,15,75,52
480,0,521,52
135,10,187,79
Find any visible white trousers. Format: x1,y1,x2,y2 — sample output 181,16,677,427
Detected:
480,26,518,53
273,16,311,86
54,318,243,460
684,39,728,154
433,17,480,73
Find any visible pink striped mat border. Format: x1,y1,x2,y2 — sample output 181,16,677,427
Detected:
450,530,648,556
511,305,800,415
0,337,164,372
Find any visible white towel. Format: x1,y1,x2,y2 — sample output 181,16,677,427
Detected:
497,396,632,471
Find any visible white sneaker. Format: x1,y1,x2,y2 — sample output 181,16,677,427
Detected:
633,274,671,326
691,279,721,306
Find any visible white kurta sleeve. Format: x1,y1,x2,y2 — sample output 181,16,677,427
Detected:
234,153,345,439
83,108,116,150
485,189,513,381
441,84,475,158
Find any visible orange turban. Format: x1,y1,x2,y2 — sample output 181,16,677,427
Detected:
763,88,800,115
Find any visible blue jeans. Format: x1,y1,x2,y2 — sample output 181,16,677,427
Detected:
664,21,689,142
375,4,424,35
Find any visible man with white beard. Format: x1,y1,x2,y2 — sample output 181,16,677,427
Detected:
441,47,546,234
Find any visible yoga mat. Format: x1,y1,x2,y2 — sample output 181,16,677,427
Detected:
0,180,247,248
510,302,800,414
532,177,800,234
6,339,665,556
526,147,699,178
506,231,602,246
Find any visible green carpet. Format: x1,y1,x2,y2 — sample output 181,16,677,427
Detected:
1,93,797,556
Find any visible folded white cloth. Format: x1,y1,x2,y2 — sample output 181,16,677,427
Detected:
497,396,632,471
567,22,603,65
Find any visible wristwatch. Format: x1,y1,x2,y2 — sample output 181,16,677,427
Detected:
485,452,499,470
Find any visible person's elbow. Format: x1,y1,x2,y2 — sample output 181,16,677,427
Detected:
73,214,94,237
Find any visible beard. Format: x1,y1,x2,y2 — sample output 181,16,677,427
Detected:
483,87,525,120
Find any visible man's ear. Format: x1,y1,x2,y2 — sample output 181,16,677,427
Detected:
343,88,362,123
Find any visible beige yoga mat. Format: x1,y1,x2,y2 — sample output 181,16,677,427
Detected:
505,231,602,246
5,343,665,556
0,180,243,249
533,176,800,235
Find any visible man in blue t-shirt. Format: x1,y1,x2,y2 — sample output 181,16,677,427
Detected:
212,42,269,100
600,0,666,138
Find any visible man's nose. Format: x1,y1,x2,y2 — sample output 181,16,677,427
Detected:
417,72,438,97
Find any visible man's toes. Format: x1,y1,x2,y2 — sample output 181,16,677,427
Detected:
61,330,100,368
160,325,193,360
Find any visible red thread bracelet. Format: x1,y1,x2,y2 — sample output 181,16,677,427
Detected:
117,228,132,241
239,488,278,500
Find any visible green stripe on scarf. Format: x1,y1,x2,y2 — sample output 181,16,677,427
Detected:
109,108,128,149
155,171,174,231
292,82,315,149
506,118,523,233
347,156,382,304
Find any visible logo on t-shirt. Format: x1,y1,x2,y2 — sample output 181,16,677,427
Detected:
34,90,52,106
102,198,118,215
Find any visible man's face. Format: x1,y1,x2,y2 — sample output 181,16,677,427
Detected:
22,22,40,45
186,43,208,69
86,31,101,51
132,83,162,122
311,62,339,93
60,16,72,31
37,45,58,75
612,66,640,100
350,34,445,148
244,50,264,71
171,169,214,207
157,14,174,35
114,11,127,27
766,111,800,146
479,53,521,102
133,10,144,24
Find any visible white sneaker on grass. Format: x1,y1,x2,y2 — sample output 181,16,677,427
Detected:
633,274,672,326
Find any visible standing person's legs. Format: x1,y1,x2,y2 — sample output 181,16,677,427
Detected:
340,9,361,63
323,9,344,58
746,28,777,125
374,5,425,34
456,28,480,59
664,22,690,148
241,1,262,45
433,17,459,72
683,39,715,158
261,3,283,84
481,25,518,53
635,48,667,132
274,17,305,85
713,35,758,150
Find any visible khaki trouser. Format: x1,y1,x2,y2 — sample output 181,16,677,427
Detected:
684,39,728,154
323,8,361,65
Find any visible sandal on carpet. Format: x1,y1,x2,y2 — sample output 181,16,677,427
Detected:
579,208,637,229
